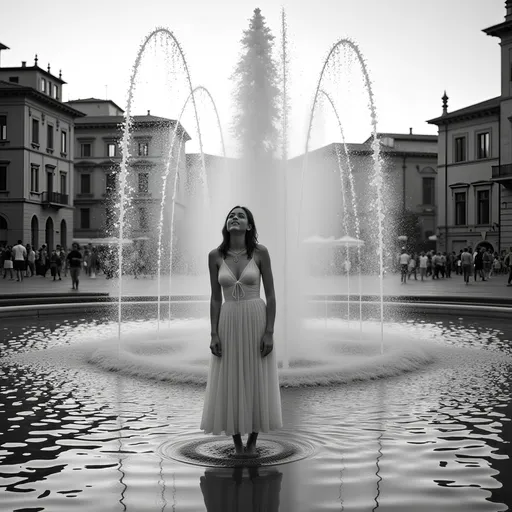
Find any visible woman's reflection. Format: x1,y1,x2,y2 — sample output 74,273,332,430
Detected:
200,466,282,512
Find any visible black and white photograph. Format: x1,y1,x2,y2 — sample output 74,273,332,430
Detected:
1,1,512,510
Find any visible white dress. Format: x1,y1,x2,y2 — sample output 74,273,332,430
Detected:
200,257,282,436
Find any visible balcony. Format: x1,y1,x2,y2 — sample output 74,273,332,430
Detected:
492,164,512,188
42,191,69,208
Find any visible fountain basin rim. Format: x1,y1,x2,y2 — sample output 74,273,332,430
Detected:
1,300,511,320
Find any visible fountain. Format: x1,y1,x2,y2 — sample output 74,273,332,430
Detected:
87,15,434,385
2,7,512,511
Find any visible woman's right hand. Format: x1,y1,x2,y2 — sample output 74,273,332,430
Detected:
210,334,222,357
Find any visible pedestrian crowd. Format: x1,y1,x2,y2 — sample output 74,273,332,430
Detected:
0,240,157,290
398,246,512,286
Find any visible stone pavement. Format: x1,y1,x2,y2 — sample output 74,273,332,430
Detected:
0,270,511,300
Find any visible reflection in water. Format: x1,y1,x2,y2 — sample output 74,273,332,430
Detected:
116,376,127,512
159,457,167,511
372,428,384,511
372,385,386,511
200,467,282,512
1,315,512,510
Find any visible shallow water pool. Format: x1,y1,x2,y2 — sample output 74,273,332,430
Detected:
1,312,512,511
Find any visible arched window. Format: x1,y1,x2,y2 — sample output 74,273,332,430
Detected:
45,217,54,250
0,216,7,245
31,215,39,249
60,219,67,249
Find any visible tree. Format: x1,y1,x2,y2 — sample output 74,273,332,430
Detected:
231,8,281,160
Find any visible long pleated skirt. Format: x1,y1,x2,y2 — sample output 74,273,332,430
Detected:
200,298,283,436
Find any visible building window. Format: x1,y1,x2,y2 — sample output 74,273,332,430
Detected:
61,131,67,153
53,84,58,99
107,143,116,158
422,177,435,205
30,165,39,192
8,77,19,83
81,143,92,157
106,173,116,194
80,174,91,194
0,115,6,140
476,132,490,159
47,125,54,149
60,173,67,194
32,118,40,145
41,78,46,93
0,165,6,191
138,142,149,156
454,136,466,163
139,207,149,230
138,173,149,193
80,208,90,229
454,192,466,225
477,190,490,225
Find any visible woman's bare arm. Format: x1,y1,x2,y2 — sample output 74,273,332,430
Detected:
208,249,222,336
258,245,276,334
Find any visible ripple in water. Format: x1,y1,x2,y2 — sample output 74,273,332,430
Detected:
157,432,316,467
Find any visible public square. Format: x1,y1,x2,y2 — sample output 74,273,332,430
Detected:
2,1,512,511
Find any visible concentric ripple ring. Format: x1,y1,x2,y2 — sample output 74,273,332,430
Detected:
157,433,316,467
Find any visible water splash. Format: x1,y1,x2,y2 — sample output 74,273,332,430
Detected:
280,7,290,368
118,27,211,339
155,85,226,333
319,90,351,326
297,37,384,353
318,89,363,332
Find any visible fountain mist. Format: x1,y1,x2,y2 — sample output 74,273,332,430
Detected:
298,38,384,353
155,85,226,334
118,28,211,338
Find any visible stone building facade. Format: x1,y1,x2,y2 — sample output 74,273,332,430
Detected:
427,1,512,254
0,54,84,249
66,99,190,254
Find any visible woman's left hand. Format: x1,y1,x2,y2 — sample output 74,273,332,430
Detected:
260,332,274,357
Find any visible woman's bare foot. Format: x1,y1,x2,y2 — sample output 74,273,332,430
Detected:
232,433,244,456
245,432,259,457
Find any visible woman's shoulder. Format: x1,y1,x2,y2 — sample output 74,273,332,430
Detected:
209,247,222,258
254,243,268,254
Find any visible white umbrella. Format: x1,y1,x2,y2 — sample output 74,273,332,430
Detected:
302,235,336,245
91,237,133,245
303,235,365,247
335,235,365,247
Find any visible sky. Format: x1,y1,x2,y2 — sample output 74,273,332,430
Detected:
0,0,505,157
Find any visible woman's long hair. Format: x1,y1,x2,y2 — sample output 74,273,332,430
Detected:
218,205,259,259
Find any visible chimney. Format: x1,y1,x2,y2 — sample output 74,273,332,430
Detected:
507,0,512,21
21,61,26,67
409,127,413,135
442,91,449,115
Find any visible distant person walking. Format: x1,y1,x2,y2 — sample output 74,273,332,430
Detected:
474,248,485,281
55,245,64,280
461,247,473,284
505,247,512,286
408,253,417,280
399,248,410,284
2,246,14,280
26,244,35,277
67,242,83,291
482,248,493,280
419,251,428,281
12,240,27,282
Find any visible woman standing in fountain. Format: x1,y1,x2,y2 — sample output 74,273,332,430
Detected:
200,206,282,456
